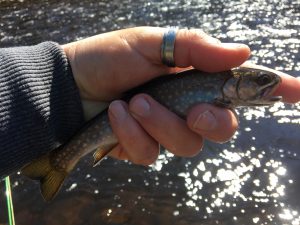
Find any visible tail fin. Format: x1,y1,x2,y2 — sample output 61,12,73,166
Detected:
21,155,67,202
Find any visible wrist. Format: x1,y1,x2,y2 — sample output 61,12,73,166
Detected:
62,43,108,120
61,43,84,94
81,99,109,121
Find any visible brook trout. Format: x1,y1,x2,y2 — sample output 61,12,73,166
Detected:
22,67,282,201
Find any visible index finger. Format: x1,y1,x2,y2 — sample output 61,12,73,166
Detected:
273,72,300,104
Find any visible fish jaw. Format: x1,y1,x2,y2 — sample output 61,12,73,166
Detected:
245,75,282,106
224,67,282,107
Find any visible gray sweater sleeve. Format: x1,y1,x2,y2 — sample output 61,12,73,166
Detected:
0,42,84,179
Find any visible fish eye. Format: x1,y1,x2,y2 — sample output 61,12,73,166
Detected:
257,74,272,86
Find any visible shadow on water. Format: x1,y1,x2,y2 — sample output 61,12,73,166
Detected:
1,0,300,224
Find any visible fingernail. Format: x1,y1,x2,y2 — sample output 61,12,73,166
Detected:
109,101,128,122
193,110,217,131
130,96,151,117
221,43,248,49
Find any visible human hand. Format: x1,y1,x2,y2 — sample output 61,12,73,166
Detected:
62,27,251,165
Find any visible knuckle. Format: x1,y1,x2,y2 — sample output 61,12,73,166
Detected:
129,93,153,109
131,93,149,100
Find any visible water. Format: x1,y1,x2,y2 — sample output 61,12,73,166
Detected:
0,0,300,224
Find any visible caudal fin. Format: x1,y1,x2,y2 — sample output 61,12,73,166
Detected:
21,155,67,202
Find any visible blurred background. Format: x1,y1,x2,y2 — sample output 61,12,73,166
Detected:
0,0,300,224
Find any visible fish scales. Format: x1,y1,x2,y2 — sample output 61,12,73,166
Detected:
21,67,282,201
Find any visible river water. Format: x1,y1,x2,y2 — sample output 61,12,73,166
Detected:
0,0,300,224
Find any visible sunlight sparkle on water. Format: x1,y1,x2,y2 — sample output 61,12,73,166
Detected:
252,217,260,223
279,209,300,224
216,169,238,181
177,139,296,222
173,210,179,216
150,150,174,171
66,183,77,192
2,0,300,224
276,167,286,176
244,108,266,120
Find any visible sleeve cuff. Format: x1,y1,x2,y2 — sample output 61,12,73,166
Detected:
0,42,84,178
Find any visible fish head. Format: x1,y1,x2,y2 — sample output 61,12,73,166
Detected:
222,67,282,107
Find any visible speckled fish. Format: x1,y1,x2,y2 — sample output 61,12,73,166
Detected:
22,67,282,201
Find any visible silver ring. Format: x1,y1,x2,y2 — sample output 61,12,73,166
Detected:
161,28,177,67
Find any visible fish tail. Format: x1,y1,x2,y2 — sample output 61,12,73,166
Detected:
21,154,67,202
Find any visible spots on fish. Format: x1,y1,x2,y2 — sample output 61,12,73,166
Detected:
55,155,61,161
60,163,66,170
47,68,280,184
92,134,98,139
94,124,100,129
101,120,107,125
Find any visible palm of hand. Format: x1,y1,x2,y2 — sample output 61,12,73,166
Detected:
64,28,172,102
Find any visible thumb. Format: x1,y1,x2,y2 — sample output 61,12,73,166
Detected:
131,27,251,72
173,28,251,71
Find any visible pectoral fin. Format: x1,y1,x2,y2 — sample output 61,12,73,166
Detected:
22,154,67,202
93,143,117,167
214,98,232,108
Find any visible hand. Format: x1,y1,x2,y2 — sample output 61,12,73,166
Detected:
62,26,251,165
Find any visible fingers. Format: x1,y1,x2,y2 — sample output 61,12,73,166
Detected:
108,100,159,165
108,94,239,165
187,104,238,143
129,95,238,147
128,27,250,72
129,94,204,157
274,75,300,103
174,29,251,72
98,27,250,91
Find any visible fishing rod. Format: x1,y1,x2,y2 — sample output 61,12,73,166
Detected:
4,176,15,225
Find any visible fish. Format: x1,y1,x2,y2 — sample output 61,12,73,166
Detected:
21,67,282,201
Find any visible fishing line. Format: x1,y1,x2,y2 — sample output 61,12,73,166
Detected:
5,176,15,225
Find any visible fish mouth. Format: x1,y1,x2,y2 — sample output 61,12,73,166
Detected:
249,94,282,106
262,86,282,101
256,95,282,106
259,82,282,104
268,95,282,102
248,75,282,106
